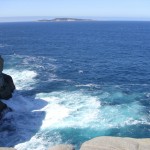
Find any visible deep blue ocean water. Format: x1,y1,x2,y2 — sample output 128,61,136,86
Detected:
0,22,150,150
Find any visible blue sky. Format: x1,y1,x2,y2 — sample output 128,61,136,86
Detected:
0,0,150,20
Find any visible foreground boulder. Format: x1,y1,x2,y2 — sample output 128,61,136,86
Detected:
80,136,150,150
49,144,75,150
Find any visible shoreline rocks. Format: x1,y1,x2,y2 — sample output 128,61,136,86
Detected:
0,73,15,100
48,137,150,150
0,136,149,150
80,136,150,150
0,55,15,117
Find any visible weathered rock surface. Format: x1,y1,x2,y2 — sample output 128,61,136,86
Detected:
80,136,150,150
48,144,75,150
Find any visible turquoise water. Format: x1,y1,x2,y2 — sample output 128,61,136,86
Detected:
0,22,150,150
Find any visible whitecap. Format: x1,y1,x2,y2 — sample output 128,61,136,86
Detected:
146,93,150,98
48,78,72,83
35,91,101,129
97,101,148,129
75,83,100,88
78,70,83,73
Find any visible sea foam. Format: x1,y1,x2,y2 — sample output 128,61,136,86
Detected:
35,91,101,129
4,69,37,90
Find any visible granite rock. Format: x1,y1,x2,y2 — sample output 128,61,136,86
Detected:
80,136,150,150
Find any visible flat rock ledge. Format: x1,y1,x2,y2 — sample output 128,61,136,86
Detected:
48,144,75,150
80,136,150,150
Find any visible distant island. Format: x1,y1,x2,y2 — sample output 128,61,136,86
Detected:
38,18,94,22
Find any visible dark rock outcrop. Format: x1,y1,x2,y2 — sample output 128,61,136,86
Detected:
0,100,7,113
0,55,15,116
0,73,15,100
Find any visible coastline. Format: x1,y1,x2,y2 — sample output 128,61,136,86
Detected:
2,136,150,150
1,22,150,150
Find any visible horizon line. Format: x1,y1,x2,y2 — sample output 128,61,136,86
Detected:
0,16,150,22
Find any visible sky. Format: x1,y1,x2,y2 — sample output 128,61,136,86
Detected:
0,0,150,21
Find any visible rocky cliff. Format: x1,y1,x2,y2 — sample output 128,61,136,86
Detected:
0,55,15,118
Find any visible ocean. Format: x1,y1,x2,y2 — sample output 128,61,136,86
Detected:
0,21,150,150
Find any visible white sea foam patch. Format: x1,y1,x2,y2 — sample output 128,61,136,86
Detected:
12,55,68,83
15,133,62,150
48,78,72,83
98,101,148,129
75,83,100,88
35,91,101,129
4,69,37,90
1,91,149,150
36,91,149,130
1,91,100,150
